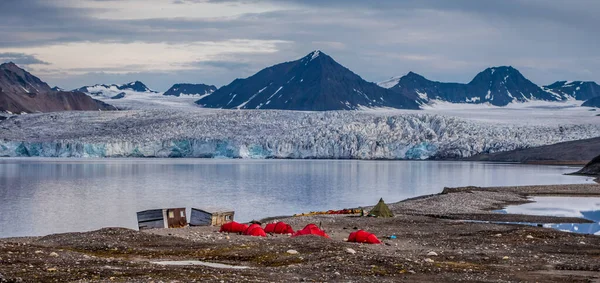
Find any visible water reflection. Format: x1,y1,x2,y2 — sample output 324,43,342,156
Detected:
501,197,600,235
0,158,592,237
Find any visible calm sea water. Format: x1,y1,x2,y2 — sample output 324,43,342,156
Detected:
0,158,593,238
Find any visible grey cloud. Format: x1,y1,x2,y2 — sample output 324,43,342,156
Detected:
2,0,599,88
0,52,49,65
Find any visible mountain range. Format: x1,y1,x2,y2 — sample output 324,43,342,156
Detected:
196,50,422,110
380,67,593,106
3,51,600,113
197,51,600,110
0,62,114,113
75,81,159,99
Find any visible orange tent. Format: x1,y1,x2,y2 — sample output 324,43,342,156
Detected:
348,230,381,244
291,224,329,238
244,224,267,237
265,222,295,234
219,221,248,234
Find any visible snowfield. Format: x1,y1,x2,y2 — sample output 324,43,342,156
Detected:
1,103,599,159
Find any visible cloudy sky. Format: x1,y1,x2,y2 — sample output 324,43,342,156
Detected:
1,0,598,91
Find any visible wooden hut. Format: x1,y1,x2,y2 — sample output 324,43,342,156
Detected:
190,208,234,226
137,208,187,230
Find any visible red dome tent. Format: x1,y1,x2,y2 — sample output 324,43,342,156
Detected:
219,221,248,234
348,230,381,244
244,224,267,237
291,224,329,238
265,222,295,234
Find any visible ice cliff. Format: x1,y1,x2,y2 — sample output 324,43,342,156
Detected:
0,110,599,159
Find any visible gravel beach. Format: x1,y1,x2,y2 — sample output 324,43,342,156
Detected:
1,184,599,282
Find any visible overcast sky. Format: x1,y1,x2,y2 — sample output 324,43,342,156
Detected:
1,0,598,91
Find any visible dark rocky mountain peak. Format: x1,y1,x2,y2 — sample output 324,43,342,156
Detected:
386,66,558,106
163,83,217,97
543,80,600,101
0,62,114,113
197,51,421,111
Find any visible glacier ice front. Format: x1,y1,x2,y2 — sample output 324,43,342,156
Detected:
1,109,599,159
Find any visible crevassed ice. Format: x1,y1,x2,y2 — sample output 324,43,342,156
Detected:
0,110,599,159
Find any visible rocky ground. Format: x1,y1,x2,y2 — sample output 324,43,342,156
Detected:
1,184,600,282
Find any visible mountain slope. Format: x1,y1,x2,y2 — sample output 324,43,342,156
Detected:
76,81,158,99
543,81,600,101
197,51,421,111
465,136,600,164
385,66,560,106
0,62,114,113
163,83,216,97
583,96,600,108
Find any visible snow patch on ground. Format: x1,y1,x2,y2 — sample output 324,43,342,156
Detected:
377,76,402,89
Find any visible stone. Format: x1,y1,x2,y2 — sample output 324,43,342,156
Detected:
424,258,434,263
47,268,57,272
345,248,356,255
526,235,534,239
49,252,59,257
495,234,502,237
34,250,43,254
286,250,299,255
427,251,438,256
502,256,509,260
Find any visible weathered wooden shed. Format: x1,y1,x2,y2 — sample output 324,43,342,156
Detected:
190,208,234,226
137,208,187,230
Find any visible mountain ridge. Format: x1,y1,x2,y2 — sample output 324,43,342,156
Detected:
383,66,560,106
197,50,422,111
163,83,217,97
0,62,114,113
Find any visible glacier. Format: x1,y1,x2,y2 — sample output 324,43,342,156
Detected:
1,108,599,159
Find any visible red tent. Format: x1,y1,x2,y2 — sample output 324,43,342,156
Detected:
348,230,381,244
265,222,295,234
291,224,329,238
244,224,267,237
219,221,248,234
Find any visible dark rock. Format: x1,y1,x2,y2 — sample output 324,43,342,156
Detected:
387,67,558,106
0,62,115,113
576,155,600,176
544,81,600,101
197,50,421,110
164,83,216,97
582,96,600,108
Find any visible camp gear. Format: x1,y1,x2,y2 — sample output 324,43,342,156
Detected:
348,230,381,244
291,224,330,238
265,222,294,234
244,224,267,237
369,198,394,218
219,221,249,233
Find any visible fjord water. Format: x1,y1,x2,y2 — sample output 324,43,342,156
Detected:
0,158,593,238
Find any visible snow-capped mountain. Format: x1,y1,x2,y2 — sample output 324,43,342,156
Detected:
163,83,217,97
76,81,158,99
384,66,560,106
51,86,64,92
543,81,600,101
197,50,421,110
0,62,114,113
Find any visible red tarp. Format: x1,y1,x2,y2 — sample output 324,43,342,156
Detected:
219,221,248,234
265,222,295,234
244,224,267,237
291,224,329,238
348,230,381,244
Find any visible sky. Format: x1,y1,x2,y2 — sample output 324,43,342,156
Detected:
0,0,599,91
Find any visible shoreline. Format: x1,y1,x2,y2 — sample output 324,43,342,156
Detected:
1,183,599,282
